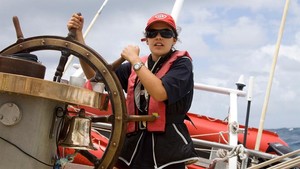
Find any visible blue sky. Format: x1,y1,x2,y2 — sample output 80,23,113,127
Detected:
0,0,299,129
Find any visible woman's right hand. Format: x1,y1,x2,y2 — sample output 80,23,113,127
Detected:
67,13,84,40
67,13,93,78
67,13,84,31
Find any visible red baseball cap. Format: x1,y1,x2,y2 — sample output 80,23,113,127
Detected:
145,13,176,31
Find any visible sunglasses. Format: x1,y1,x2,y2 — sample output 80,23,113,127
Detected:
146,29,175,38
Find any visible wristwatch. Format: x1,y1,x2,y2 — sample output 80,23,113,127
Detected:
133,62,144,71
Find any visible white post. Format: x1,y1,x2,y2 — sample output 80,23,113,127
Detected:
228,92,238,169
194,82,246,169
247,77,254,101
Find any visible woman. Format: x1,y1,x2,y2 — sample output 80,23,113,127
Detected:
67,12,198,169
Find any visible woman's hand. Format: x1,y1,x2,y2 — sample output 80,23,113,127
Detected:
67,13,85,42
67,13,84,31
121,45,141,64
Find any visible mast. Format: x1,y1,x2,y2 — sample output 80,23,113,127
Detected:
171,0,185,22
254,0,290,151
64,0,109,74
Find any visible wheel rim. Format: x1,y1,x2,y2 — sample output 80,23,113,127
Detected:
0,36,127,169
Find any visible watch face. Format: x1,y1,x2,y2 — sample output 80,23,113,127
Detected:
133,62,143,71
134,64,140,70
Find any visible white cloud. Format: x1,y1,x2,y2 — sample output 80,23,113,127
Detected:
216,16,267,48
280,45,300,62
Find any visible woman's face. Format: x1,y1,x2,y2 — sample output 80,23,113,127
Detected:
146,22,177,61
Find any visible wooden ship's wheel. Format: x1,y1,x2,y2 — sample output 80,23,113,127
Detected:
0,17,155,169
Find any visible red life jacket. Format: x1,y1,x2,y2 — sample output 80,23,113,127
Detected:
126,50,191,133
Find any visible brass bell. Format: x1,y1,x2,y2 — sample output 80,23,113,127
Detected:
59,109,96,150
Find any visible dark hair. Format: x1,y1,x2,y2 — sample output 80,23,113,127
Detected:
172,28,178,39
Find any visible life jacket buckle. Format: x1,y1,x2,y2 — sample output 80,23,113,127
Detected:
138,121,147,130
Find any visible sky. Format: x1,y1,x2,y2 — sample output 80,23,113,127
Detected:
0,0,300,129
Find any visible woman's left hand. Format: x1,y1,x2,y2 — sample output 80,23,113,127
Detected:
121,45,140,64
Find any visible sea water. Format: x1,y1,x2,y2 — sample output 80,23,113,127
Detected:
270,127,300,151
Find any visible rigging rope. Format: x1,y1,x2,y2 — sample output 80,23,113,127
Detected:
208,144,248,169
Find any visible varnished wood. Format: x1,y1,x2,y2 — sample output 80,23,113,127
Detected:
0,72,104,108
